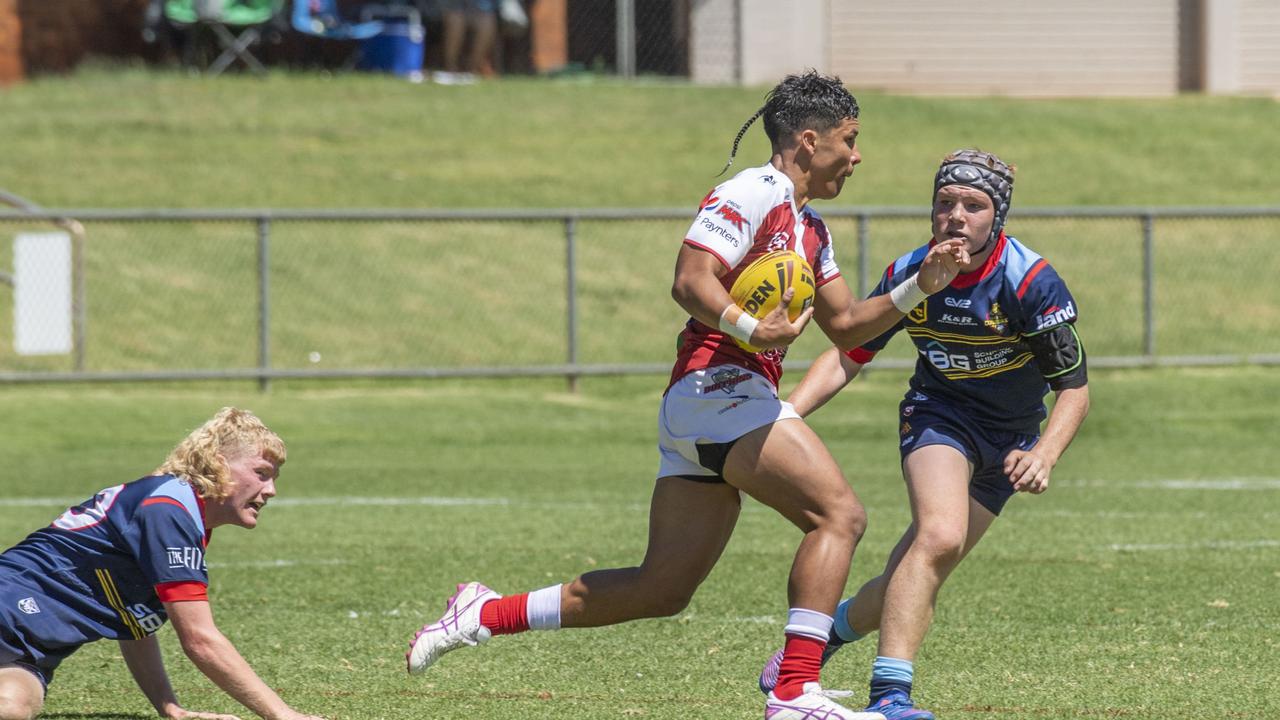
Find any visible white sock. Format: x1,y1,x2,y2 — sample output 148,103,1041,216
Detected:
784,607,834,641
526,584,563,630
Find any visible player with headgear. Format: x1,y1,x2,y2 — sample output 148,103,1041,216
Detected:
404,71,972,720
0,408,325,720
757,149,1091,719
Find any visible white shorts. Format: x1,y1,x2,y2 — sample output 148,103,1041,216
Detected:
656,364,801,481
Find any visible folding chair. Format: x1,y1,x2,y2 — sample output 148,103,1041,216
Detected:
292,0,385,42
147,0,286,75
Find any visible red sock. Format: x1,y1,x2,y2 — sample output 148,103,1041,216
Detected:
479,593,529,635
773,633,826,701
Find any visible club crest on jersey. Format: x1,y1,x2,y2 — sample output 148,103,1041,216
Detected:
1035,301,1076,331
984,302,1009,334
18,597,40,614
908,301,928,325
704,368,752,395
767,232,789,251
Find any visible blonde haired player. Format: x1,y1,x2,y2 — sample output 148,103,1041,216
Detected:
0,408,324,720
406,71,967,720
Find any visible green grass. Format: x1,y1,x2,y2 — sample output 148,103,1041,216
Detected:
1,366,1277,719
1,69,1278,208
1,71,1278,375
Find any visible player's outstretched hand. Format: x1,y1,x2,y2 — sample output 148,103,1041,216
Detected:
750,286,814,350
164,709,242,720
918,238,970,293
1005,448,1051,494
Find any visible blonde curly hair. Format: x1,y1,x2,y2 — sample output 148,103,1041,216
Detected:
153,407,286,500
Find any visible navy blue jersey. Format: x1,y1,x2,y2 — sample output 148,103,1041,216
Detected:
0,475,211,660
852,233,1078,433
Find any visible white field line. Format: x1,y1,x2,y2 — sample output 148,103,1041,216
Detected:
1108,539,1280,552
208,558,352,569
4,475,1277,512
1063,477,1280,490
0,495,653,513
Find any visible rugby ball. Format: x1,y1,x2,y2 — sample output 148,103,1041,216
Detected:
727,250,816,352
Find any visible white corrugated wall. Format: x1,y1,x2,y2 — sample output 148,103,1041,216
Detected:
828,0,1181,96
1238,0,1280,93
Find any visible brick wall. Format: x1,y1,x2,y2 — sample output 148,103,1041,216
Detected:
15,0,152,76
0,0,21,84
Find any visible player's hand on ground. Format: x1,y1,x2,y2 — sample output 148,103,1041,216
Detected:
750,287,814,349
918,239,970,293
1005,448,1051,494
164,709,241,720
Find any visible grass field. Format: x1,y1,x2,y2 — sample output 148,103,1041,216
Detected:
1,70,1278,719
0,367,1277,719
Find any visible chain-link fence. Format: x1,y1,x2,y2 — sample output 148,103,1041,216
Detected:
1,207,1278,386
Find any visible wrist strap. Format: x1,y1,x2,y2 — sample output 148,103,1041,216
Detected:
889,273,928,313
718,305,759,344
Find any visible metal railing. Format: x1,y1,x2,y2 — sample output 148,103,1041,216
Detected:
2,206,1278,387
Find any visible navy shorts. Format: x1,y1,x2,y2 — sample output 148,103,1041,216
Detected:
0,634,57,693
0,583,79,693
897,395,1038,515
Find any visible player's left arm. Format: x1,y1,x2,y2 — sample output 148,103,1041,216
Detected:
1005,322,1091,493
815,240,969,351
119,633,241,720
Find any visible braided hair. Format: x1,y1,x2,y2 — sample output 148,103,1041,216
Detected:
718,70,860,176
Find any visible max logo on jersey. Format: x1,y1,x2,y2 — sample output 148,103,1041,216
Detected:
716,203,748,232
1035,301,1076,331
18,597,40,615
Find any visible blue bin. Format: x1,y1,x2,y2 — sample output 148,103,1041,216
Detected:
359,16,425,80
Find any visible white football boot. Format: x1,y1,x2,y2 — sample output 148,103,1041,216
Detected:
406,581,500,674
765,682,886,720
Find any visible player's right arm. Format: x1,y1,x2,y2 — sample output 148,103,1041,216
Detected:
119,634,240,720
165,600,324,720
787,346,866,417
671,244,812,350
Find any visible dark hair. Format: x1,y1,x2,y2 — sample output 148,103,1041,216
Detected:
718,70,860,176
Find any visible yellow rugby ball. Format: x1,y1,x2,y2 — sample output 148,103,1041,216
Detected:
727,250,816,352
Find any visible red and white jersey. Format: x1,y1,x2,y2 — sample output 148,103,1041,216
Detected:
670,163,843,389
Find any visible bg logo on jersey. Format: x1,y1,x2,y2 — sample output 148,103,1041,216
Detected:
1035,301,1076,331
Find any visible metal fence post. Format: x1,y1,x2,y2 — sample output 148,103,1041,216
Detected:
1142,213,1155,360
566,215,579,393
257,217,271,392
857,213,870,299
616,0,635,78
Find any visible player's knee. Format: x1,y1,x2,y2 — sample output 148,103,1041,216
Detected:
824,498,868,544
634,581,697,618
0,692,41,720
911,525,965,567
